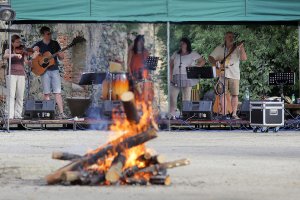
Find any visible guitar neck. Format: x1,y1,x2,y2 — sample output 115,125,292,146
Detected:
50,45,71,58
220,46,237,64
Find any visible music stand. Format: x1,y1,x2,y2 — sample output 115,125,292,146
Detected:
269,72,295,85
269,72,295,101
79,72,106,85
186,66,216,79
146,56,159,70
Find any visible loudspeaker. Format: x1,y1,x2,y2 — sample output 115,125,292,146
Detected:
24,100,56,119
182,100,213,120
239,100,250,120
66,97,91,117
103,100,123,117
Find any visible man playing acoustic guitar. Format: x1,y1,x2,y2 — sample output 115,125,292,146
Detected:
32,26,66,119
209,31,247,120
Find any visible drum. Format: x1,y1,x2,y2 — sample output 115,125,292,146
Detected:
134,80,154,103
102,73,130,100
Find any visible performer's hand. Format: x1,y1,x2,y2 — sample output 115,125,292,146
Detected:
238,43,244,51
32,51,39,59
57,52,64,59
33,46,39,52
14,54,22,59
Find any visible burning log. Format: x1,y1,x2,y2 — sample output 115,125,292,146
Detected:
125,177,148,185
61,170,105,185
61,171,81,182
105,153,126,184
122,165,140,178
45,128,157,184
149,175,171,186
137,153,166,166
121,91,140,124
149,155,166,165
138,159,190,175
52,151,82,161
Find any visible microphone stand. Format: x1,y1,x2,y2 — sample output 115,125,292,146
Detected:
179,53,182,118
222,41,227,119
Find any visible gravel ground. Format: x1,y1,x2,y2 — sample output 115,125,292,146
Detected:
0,130,299,200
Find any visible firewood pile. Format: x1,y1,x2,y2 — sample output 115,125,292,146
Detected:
45,91,190,186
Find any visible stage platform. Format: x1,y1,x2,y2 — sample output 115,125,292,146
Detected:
1,118,299,131
0,118,251,131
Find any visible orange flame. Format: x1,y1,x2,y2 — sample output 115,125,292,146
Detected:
85,81,157,184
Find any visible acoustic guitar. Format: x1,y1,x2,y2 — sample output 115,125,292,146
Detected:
32,36,85,76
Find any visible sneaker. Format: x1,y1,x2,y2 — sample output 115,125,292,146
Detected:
232,115,240,120
57,112,68,119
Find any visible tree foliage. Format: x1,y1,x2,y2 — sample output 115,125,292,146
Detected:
156,24,299,100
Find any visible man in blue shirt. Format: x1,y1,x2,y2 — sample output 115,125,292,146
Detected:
32,26,66,119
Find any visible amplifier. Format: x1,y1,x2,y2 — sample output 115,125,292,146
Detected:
250,101,284,126
103,100,123,117
24,100,56,119
182,100,212,120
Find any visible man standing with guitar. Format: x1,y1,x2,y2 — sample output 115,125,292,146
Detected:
209,31,247,119
32,26,66,119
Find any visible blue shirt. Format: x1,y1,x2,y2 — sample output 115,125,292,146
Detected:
33,40,61,71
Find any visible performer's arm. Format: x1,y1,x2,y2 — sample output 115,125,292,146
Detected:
208,56,217,66
197,57,206,67
57,52,64,60
170,58,174,82
3,49,22,59
238,43,247,61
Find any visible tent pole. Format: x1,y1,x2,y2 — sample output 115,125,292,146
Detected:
6,21,12,132
167,21,170,131
298,22,300,97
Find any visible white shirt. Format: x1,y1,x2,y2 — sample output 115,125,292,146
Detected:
210,45,241,80
171,51,202,75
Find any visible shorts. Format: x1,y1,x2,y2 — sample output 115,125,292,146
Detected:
220,77,240,96
225,78,239,96
41,69,62,94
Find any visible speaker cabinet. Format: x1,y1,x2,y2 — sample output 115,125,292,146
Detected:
66,98,91,117
103,100,123,117
182,101,212,120
24,100,56,119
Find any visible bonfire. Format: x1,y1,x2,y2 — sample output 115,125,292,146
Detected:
46,91,190,186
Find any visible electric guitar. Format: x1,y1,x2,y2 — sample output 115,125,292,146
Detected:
31,36,85,76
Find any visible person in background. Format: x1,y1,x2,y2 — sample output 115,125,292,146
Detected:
169,37,206,119
32,26,66,119
3,35,29,119
209,31,247,119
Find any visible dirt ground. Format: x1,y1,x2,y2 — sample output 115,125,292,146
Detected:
0,130,299,200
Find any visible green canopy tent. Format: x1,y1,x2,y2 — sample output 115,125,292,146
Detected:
10,0,300,22
3,0,300,131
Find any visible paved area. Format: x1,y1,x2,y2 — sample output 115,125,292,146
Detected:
0,130,299,200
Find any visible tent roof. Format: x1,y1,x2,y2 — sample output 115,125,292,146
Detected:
10,0,300,22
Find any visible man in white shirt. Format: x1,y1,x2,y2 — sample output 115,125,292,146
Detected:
209,32,247,119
